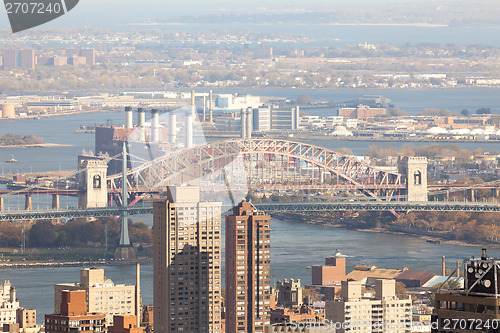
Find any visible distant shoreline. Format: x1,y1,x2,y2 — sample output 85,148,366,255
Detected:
0,143,71,148
129,22,450,28
0,258,152,269
328,23,449,28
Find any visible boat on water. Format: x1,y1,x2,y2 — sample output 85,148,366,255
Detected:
5,155,19,163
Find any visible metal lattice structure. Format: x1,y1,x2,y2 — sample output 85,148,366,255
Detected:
2,200,500,221
108,138,403,200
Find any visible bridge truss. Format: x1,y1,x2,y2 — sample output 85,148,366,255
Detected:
1,201,500,221
108,138,405,203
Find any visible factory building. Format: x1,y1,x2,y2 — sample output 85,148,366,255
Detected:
338,104,386,120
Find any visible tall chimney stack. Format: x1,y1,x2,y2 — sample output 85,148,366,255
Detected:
442,256,446,276
241,108,247,138
151,109,159,143
203,93,206,122
209,90,213,123
169,111,177,144
246,107,253,139
191,90,196,119
186,112,193,148
125,106,133,129
136,263,141,327
137,108,146,141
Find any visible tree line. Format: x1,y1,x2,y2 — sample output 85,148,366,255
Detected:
0,218,152,248
0,133,44,146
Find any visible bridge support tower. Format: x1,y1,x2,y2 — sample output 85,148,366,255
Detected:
78,158,108,208
52,194,60,209
25,195,32,210
114,142,135,260
467,189,475,202
398,156,428,201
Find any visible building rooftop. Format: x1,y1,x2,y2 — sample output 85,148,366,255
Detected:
345,266,403,284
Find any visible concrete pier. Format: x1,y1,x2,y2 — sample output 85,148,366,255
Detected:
52,194,60,209
25,195,32,210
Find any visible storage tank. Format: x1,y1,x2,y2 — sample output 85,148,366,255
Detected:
1,104,15,118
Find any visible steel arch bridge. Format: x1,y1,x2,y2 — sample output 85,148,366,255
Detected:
109,138,404,201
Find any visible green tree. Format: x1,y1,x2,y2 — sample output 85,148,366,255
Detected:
28,220,58,247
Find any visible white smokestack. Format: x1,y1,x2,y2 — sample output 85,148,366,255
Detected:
151,109,160,143
191,90,196,119
241,108,247,138
137,108,146,141
209,90,213,123
125,107,133,129
186,112,193,148
246,107,253,139
169,111,177,144
203,93,206,122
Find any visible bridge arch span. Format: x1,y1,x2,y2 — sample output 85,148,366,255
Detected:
110,138,404,199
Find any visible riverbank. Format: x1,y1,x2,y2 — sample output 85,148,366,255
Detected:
271,211,500,250
0,109,116,122
281,134,500,144
357,227,497,249
0,258,152,269
0,143,71,148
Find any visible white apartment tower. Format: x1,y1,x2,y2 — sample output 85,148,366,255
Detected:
325,279,412,333
0,280,19,326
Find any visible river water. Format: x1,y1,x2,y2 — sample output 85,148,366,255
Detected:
1,217,498,323
1,88,500,322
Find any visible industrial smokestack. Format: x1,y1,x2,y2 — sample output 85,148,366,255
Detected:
186,112,193,148
191,90,196,119
203,93,206,122
293,106,300,130
125,106,133,129
246,107,253,139
169,112,177,144
136,263,141,327
456,260,460,277
241,108,247,138
137,108,146,141
209,90,213,123
482,248,487,260
151,109,159,143
442,256,446,276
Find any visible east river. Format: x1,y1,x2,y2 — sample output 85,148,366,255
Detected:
2,88,500,322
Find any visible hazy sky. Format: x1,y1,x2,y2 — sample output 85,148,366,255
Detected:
0,0,414,30
0,0,494,31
